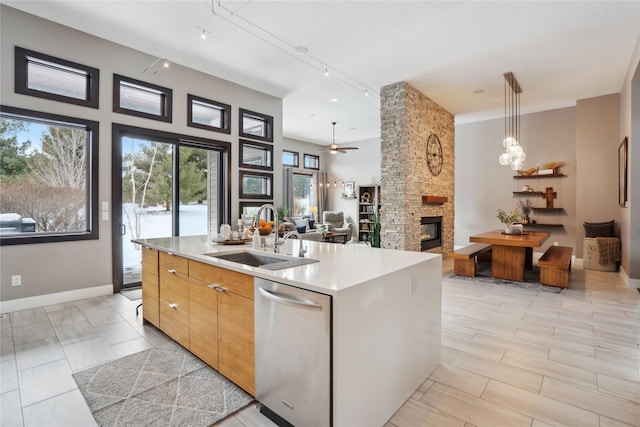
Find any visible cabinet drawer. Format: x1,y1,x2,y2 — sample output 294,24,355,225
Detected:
159,251,189,275
189,260,226,285
188,260,253,300
160,299,189,349
160,268,189,312
223,270,254,300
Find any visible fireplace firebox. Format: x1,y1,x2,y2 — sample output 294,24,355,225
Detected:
421,216,442,251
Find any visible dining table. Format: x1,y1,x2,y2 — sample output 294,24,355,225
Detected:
469,229,551,281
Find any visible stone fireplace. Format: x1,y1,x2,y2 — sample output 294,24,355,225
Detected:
379,82,454,254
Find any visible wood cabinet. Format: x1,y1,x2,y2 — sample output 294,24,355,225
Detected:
358,185,381,242
141,247,159,327
188,260,255,396
141,252,256,396
159,252,190,348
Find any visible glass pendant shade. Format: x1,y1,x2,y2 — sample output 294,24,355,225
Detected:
510,159,523,170
507,144,522,156
502,136,517,148
498,152,513,165
513,151,526,162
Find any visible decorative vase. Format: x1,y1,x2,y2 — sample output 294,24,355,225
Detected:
522,214,530,225
504,224,512,234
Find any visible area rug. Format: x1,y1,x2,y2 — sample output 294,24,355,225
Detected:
450,262,563,293
120,287,142,301
73,341,253,426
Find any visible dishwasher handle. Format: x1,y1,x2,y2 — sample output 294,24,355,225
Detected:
258,287,323,312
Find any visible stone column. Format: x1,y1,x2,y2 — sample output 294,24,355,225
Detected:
380,82,455,253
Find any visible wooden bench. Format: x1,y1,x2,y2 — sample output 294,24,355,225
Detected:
538,246,572,288
449,243,492,277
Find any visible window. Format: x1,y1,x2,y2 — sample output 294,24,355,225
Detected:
240,201,274,222
240,140,273,170
113,74,172,122
292,173,315,216
14,47,100,109
282,150,299,167
239,108,273,142
239,171,273,199
187,94,231,134
0,106,99,245
304,154,320,170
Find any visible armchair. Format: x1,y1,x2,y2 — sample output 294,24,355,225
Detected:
322,211,352,241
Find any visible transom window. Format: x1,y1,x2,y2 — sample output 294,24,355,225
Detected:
239,108,273,142
187,94,231,134
14,47,100,109
113,74,172,122
0,106,99,245
304,154,320,170
240,140,273,170
282,150,299,167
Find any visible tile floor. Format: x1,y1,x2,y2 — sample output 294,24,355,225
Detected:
1,259,639,426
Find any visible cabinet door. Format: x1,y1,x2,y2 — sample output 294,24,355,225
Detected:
159,268,190,348
189,278,219,369
218,291,255,396
141,247,159,327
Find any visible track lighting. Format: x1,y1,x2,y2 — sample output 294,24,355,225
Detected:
324,68,330,77
201,29,207,39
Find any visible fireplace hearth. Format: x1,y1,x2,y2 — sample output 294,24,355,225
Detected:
421,216,442,251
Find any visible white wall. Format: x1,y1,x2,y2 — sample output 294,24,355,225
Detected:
0,6,282,303
325,138,381,228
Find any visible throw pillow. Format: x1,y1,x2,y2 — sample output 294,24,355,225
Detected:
294,218,310,230
583,220,614,238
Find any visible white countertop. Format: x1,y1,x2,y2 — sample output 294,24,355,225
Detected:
133,235,441,296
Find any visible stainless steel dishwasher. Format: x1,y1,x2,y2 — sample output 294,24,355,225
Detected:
254,277,332,427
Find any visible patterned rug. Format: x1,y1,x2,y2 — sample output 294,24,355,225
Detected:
73,341,253,426
450,262,563,293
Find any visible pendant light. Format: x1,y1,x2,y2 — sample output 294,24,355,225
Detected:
498,72,526,170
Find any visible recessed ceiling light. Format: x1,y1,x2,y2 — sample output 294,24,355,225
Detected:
330,98,339,103
473,89,485,94
295,46,309,54
309,113,316,117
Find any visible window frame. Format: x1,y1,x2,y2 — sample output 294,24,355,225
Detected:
282,149,299,167
14,46,100,109
239,201,274,222
303,153,320,170
239,170,273,199
113,74,173,123
187,94,231,134
0,105,99,246
239,140,273,171
239,108,273,142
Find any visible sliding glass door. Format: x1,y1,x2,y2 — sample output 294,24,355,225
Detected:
112,125,228,291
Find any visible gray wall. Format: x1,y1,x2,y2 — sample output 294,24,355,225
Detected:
455,107,578,254
619,33,640,284
0,6,282,303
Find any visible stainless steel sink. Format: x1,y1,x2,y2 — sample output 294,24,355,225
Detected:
204,251,319,270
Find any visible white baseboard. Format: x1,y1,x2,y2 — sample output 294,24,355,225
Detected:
0,284,113,314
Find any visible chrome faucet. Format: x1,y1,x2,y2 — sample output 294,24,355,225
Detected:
282,230,307,257
253,204,281,253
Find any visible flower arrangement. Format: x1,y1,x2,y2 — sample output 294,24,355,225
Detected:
518,199,532,215
496,208,521,225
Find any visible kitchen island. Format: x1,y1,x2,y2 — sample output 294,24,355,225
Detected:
134,235,442,426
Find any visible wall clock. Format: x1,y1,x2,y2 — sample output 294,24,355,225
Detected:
426,134,443,176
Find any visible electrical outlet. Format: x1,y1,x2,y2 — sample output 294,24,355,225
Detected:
411,276,418,294
11,275,21,286
553,241,559,246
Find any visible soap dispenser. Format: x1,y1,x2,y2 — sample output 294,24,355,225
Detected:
252,229,261,250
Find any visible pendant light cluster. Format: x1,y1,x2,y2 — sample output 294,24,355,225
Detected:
498,72,526,170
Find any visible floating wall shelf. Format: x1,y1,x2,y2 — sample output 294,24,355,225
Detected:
513,191,544,196
513,173,566,180
532,207,565,213
524,223,564,229
422,196,448,204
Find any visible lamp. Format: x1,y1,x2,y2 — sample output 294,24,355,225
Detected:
309,206,318,220
498,72,526,171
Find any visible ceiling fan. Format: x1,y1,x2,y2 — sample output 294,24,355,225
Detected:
322,122,359,154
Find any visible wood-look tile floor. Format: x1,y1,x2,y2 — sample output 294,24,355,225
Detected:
1,258,638,427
